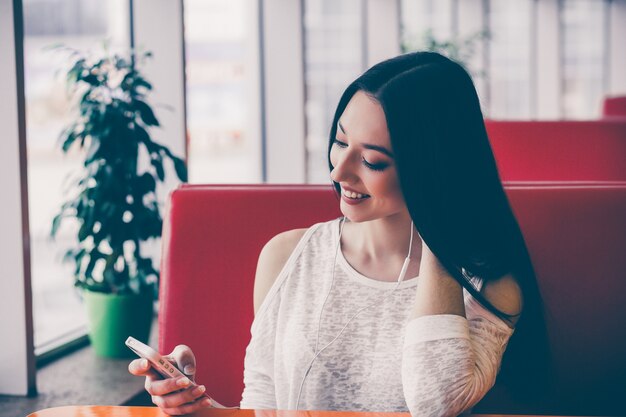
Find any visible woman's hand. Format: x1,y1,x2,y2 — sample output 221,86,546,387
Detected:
128,344,212,415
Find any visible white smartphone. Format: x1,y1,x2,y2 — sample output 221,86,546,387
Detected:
125,336,235,409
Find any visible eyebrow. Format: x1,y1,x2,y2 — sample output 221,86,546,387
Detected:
337,120,394,158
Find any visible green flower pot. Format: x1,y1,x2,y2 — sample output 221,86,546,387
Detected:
84,290,153,358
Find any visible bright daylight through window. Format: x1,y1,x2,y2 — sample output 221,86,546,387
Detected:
23,0,129,356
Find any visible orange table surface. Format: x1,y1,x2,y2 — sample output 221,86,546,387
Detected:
26,406,610,417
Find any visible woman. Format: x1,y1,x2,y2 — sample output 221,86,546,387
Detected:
129,52,549,416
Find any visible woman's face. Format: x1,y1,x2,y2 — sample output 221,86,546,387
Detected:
330,90,408,223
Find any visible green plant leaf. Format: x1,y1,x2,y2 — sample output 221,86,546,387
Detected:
134,125,153,147
160,148,187,182
115,57,128,70
84,250,100,280
138,172,157,194
50,213,65,237
172,157,188,182
77,203,95,241
82,73,100,86
133,76,152,91
152,156,165,181
84,137,101,163
102,252,119,287
60,130,79,153
135,100,159,126
66,58,86,85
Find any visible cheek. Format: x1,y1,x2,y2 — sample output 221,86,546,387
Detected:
391,186,406,207
389,176,405,203
373,171,404,204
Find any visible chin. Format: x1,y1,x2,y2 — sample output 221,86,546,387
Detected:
340,203,408,224
339,206,375,223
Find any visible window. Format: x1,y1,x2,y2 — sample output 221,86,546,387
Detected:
23,0,129,356
303,0,364,183
399,0,612,120
184,0,260,183
562,0,606,119
401,0,454,48
488,0,532,119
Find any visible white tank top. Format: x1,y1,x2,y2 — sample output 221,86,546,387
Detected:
240,218,513,416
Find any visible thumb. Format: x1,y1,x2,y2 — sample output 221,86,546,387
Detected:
168,344,197,379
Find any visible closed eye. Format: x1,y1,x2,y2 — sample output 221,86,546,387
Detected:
333,139,348,148
362,158,388,171
333,138,389,172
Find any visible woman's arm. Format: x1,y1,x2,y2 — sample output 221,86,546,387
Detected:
253,228,308,314
410,240,466,319
411,238,522,321
240,228,307,410
402,239,521,417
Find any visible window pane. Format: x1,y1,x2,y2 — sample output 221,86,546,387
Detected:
562,0,605,119
400,0,492,100
184,0,260,183
304,0,364,184
401,0,453,49
488,0,532,119
23,0,130,354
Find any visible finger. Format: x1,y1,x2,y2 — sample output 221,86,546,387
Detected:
162,396,213,416
169,344,197,377
129,358,159,378
152,383,207,409
146,375,193,396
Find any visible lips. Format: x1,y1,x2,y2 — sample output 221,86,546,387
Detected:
341,186,370,205
343,191,369,200
342,186,369,197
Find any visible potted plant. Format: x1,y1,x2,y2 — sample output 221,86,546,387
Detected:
51,48,187,357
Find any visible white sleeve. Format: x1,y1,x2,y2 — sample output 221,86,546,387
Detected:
239,293,280,409
401,312,513,417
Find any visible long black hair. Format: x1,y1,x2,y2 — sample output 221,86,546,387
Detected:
327,52,552,406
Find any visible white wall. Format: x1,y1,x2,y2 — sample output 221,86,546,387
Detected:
365,0,401,67
0,0,36,396
262,0,307,182
131,0,188,266
132,0,187,161
535,0,562,119
609,0,626,94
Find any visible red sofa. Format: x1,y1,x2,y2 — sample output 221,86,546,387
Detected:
484,120,626,181
602,96,626,118
158,182,626,416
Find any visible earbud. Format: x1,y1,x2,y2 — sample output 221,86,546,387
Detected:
398,257,411,283
397,221,415,283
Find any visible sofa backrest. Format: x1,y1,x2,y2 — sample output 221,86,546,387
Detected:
159,183,626,415
602,95,626,117
159,185,342,405
485,120,626,181
474,182,626,415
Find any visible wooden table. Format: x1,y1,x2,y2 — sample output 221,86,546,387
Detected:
26,406,609,417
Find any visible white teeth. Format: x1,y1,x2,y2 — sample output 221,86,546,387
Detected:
343,190,369,199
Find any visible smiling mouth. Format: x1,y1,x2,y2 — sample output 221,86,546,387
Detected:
342,190,371,200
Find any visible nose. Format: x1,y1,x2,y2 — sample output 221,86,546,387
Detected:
330,148,358,184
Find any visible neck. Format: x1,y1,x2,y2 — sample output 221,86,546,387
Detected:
342,213,422,262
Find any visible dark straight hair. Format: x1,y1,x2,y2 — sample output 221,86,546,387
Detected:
327,52,552,403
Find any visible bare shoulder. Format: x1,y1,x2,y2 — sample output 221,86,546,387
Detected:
481,273,523,327
253,228,308,315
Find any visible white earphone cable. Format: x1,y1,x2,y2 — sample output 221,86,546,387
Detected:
295,218,415,410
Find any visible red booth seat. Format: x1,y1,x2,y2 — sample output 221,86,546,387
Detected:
485,120,626,181
602,95,626,118
159,183,626,416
